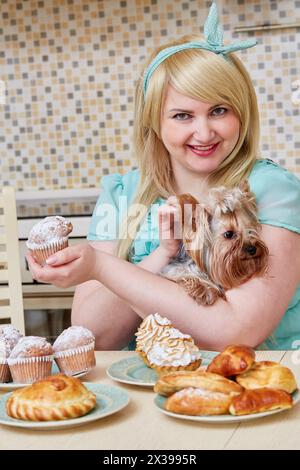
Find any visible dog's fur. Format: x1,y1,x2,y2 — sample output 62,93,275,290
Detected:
161,181,269,305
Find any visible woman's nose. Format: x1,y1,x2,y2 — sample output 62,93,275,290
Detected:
193,119,216,143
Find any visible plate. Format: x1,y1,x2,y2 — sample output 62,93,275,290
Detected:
0,363,89,392
0,382,129,430
107,351,218,387
154,389,300,423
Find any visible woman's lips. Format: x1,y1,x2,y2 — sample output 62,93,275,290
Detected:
187,142,220,157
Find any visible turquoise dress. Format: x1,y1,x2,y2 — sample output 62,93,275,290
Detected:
88,159,300,350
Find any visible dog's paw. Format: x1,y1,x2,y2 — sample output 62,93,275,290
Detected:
178,277,226,305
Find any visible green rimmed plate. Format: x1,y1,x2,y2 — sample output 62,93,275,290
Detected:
154,388,300,423
107,351,218,387
0,382,129,430
0,363,88,392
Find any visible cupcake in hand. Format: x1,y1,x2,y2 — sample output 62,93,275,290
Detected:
26,216,73,266
53,326,96,376
0,325,23,383
7,336,53,384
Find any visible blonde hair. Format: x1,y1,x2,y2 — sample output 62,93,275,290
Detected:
117,35,260,260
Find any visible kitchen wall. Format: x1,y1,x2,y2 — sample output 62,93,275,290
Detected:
1,0,300,193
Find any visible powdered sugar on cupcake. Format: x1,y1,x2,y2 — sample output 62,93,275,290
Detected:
26,216,73,249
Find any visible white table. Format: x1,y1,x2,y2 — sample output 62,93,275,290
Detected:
0,350,299,450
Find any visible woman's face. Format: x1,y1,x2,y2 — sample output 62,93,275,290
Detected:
160,85,241,180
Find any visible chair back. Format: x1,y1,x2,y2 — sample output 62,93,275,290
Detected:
0,186,25,333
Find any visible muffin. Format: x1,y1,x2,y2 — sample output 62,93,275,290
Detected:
53,326,96,376
145,327,202,375
7,336,53,384
135,313,173,366
26,216,73,266
0,325,23,383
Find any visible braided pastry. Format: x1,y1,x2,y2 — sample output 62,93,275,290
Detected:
6,374,96,421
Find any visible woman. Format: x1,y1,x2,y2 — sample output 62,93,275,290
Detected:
27,5,300,351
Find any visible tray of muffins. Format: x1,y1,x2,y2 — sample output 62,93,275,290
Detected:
0,324,96,391
108,313,299,422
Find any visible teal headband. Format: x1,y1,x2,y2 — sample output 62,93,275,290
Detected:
143,2,257,95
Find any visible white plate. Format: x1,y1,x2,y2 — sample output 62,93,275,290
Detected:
0,363,89,392
154,389,300,423
0,382,129,430
107,351,218,387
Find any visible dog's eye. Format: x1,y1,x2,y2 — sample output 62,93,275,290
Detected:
223,230,235,239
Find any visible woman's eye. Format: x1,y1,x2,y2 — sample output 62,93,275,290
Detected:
211,107,227,117
173,113,191,120
223,230,235,239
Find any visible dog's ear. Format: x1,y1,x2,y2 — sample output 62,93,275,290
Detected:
176,193,199,232
239,179,251,194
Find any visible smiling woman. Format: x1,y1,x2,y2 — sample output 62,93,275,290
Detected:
160,86,241,194
27,3,300,352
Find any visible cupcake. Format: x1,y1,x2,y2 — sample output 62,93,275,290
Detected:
53,326,96,376
0,325,23,383
135,313,173,366
144,327,202,375
7,336,53,384
26,216,73,266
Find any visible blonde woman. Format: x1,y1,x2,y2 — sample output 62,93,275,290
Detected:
27,4,300,351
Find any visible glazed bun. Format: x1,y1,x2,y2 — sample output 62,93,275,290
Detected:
6,374,96,421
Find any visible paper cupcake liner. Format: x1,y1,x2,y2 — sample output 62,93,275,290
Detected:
0,359,12,383
29,239,69,266
54,343,95,376
8,355,53,384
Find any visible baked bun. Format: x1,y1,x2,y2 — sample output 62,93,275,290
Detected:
207,344,255,377
165,387,232,416
229,387,293,416
236,361,297,394
154,369,243,397
6,374,96,421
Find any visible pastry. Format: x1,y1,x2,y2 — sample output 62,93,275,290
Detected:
0,325,23,383
236,361,297,394
7,336,53,384
135,313,173,365
165,387,233,416
6,374,96,421
26,216,73,266
154,369,243,397
207,344,255,377
229,387,293,416
145,327,202,375
53,326,96,376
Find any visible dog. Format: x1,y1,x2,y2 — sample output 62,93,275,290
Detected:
160,180,269,305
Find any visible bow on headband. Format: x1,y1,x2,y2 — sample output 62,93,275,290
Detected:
143,2,257,95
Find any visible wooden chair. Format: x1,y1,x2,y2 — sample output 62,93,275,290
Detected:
0,186,25,333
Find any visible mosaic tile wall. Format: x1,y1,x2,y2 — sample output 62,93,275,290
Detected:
0,0,300,194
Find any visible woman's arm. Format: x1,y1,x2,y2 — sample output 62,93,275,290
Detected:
31,225,300,350
29,240,174,350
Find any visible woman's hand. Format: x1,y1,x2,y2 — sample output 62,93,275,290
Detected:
26,243,99,289
158,196,182,260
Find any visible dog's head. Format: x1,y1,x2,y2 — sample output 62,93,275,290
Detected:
177,180,269,289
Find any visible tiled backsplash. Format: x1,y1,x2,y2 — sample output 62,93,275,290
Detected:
1,0,300,193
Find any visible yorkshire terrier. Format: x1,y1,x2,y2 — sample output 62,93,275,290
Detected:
160,181,269,305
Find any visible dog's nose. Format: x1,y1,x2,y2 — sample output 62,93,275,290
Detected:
244,245,257,256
